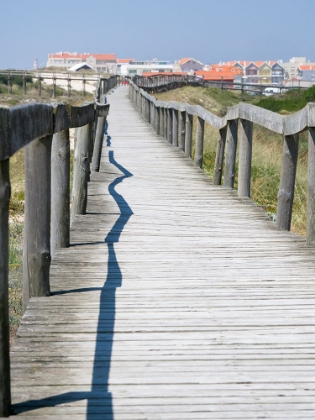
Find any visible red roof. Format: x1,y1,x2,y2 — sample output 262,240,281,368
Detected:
117,58,135,63
196,67,242,81
300,65,315,71
179,57,202,65
48,52,116,61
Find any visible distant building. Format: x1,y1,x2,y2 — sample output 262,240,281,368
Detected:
175,58,203,73
46,52,117,72
119,59,174,76
298,65,315,82
196,65,242,83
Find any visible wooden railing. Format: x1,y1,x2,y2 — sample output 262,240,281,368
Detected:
0,70,121,98
0,76,117,416
132,74,304,94
129,80,315,243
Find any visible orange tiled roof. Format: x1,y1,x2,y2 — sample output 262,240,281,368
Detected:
117,58,135,63
90,54,116,61
300,65,315,71
179,58,202,65
49,52,90,59
196,67,242,81
49,52,116,61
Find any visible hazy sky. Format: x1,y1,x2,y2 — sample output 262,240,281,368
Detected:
1,0,314,69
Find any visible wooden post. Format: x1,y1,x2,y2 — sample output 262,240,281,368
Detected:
238,119,253,197
92,116,107,172
155,107,160,135
0,159,11,417
71,123,92,224
160,107,164,136
23,135,52,312
38,75,41,97
172,109,178,147
52,75,56,99
307,127,315,246
276,134,299,231
23,72,26,95
224,120,238,188
163,108,168,138
179,111,186,152
7,72,11,94
167,108,173,143
67,74,71,97
51,130,70,259
194,117,205,168
184,113,193,158
213,127,227,185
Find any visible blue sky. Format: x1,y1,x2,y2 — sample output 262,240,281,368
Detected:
1,0,315,69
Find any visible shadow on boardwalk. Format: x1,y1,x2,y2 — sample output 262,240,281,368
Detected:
12,148,133,419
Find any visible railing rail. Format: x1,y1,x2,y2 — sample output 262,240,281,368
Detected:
132,74,306,94
0,75,117,417
129,80,315,244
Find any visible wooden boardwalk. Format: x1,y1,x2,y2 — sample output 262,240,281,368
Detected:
9,86,315,419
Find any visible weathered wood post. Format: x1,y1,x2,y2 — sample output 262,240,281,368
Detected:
7,72,12,95
52,75,56,99
23,72,26,95
163,108,168,138
276,134,299,230
307,126,315,246
213,127,227,185
23,135,53,312
224,120,238,188
172,109,178,147
238,119,253,197
0,159,11,417
179,111,186,152
38,75,42,97
71,123,93,224
194,116,205,168
92,107,109,172
184,113,193,158
51,130,70,258
159,107,164,136
167,108,173,143
155,107,160,135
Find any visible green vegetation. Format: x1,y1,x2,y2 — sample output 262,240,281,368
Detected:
155,85,311,237
256,85,315,113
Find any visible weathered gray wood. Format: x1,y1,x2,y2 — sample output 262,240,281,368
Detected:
51,130,70,259
172,110,178,147
213,127,227,185
238,119,253,198
23,135,52,312
224,120,238,188
0,159,11,417
184,113,193,158
71,123,92,224
155,107,160,135
179,111,186,152
307,127,315,246
163,108,168,139
276,134,299,231
91,116,106,172
167,109,173,143
194,117,205,168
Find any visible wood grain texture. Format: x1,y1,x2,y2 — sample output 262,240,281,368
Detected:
10,86,315,419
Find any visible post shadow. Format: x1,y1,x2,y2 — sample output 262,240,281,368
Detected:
12,150,133,419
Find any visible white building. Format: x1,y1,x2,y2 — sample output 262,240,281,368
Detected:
117,59,174,76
